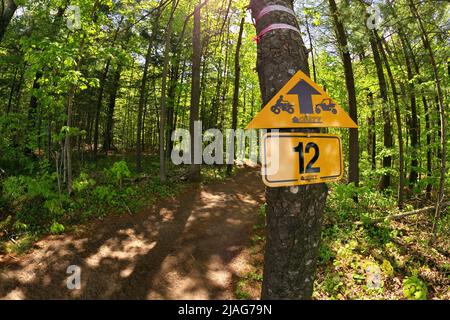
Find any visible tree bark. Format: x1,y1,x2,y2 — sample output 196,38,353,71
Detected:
0,0,17,42
166,60,181,156
6,67,18,114
367,91,376,170
65,85,75,194
218,17,231,132
398,33,419,187
227,17,244,176
408,0,447,242
423,97,432,199
136,40,154,172
249,0,328,300
328,0,359,189
136,1,164,172
159,0,178,182
187,2,204,182
304,15,316,83
103,66,122,152
93,17,123,155
369,30,392,190
13,65,24,113
25,72,43,155
93,60,111,155
378,36,405,209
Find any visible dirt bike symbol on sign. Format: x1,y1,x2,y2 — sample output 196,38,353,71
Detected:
271,96,295,115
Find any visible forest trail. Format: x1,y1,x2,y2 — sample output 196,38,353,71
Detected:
0,167,265,299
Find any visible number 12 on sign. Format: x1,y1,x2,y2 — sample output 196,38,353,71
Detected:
261,133,343,187
294,142,321,174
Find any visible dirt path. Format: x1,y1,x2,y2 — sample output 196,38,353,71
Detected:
0,167,265,299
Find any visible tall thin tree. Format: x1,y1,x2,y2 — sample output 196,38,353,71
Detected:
159,0,179,182
187,1,208,182
227,17,245,176
369,29,393,190
328,0,359,191
408,0,447,242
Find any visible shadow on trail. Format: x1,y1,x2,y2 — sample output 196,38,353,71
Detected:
0,167,265,299
108,194,195,299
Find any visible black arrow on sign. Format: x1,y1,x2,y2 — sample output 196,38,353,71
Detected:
287,79,321,114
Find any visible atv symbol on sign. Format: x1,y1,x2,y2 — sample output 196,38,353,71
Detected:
315,98,337,115
271,96,295,115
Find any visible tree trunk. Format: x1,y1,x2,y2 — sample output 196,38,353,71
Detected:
136,42,153,172
304,15,316,83
369,30,392,190
169,59,186,153
13,66,25,113
136,3,164,172
0,0,17,42
6,67,18,114
26,71,43,155
199,54,208,127
93,17,123,155
187,2,204,182
93,60,111,155
424,97,432,199
166,62,180,156
378,36,405,209
383,21,431,198
65,85,75,194
367,91,376,170
249,0,328,300
328,0,359,189
159,0,178,182
103,66,122,152
219,18,231,132
398,33,419,187
142,77,151,153
227,17,244,176
408,1,446,242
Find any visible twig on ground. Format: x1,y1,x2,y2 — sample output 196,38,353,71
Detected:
355,201,450,225
123,203,133,216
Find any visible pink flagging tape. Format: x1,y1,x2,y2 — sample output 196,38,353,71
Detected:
256,5,296,23
254,23,301,43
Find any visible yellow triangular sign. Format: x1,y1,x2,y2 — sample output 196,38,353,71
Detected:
246,70,358,129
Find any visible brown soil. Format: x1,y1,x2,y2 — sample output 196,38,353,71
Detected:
0,167,265,299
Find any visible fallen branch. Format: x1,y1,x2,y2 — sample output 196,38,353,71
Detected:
356,201,450,225
123,203,133,216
